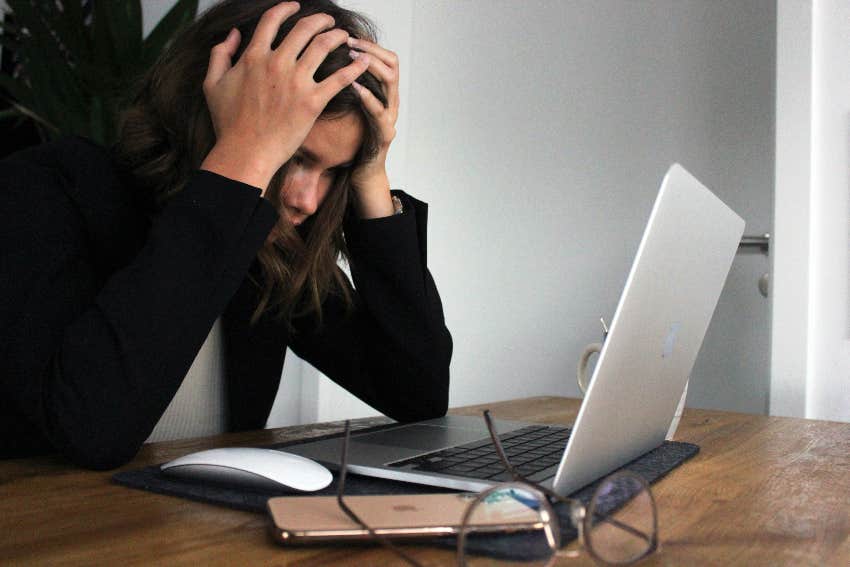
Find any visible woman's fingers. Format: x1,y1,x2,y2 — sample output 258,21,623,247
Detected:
352,78,396,147
347,38,399,111
351,80,385,117
315,54,371,103
298,28,350,76
347,37,398,69
276,12,336,59
249,1,300,50
351,49,393,87
204,28,241,90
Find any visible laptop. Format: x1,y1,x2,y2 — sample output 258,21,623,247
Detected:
286,163,745,496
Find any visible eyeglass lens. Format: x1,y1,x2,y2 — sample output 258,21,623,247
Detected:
459,474,655,566
585,473,656,564
458,482,560,566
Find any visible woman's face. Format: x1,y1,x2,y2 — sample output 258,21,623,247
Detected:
277,113,363,227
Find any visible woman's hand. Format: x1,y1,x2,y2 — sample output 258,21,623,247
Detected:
347,37,400,219
200,2,371,193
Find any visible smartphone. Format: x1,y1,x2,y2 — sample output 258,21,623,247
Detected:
266,492,541,544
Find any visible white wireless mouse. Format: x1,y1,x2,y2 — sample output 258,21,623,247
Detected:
160,447,333,492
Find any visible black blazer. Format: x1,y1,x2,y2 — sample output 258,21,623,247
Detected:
0,138,452,469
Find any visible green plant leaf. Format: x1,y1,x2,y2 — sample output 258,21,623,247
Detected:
0,106,24,122
88,94,106,146
1,0,195,144
0,17,19,36
0,91,57,136
90,1,121,77
0,74,33,106
106,1,143,71
141,0,197,69
2,2,88,138
86,1,144,79
0,31,22,53
18,9,91,133
45,0,90,64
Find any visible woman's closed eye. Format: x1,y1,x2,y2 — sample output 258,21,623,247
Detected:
323,165,347,180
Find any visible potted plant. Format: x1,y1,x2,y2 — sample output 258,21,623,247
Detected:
0,0,198,151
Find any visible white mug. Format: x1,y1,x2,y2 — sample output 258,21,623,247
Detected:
576,318,610,394
576,342,602,394
575,338,689,440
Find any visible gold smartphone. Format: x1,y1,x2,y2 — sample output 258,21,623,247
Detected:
266,493,541,543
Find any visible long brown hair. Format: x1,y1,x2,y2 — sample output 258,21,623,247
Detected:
113,0,387,325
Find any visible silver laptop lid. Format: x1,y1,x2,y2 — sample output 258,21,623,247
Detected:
552,163,744,495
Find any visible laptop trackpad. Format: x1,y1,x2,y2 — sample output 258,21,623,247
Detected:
352,424,486,451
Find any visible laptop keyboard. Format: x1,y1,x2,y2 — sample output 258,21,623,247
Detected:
386,424,571,482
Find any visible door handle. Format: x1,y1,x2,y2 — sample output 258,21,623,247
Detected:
739,233,770,254
737,233,770,297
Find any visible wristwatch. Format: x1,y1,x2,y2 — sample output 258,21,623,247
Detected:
391,194,403,215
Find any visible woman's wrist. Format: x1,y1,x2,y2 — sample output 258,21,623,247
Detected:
353,170,395,219
200,143,280,194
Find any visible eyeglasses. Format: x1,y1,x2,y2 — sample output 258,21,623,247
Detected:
336,412,658,566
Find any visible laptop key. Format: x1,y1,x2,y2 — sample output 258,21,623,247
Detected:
456,439,494,450
460,468,505,480
460,468,504,480
517,463,545,475
440,464,477,473
499,427,540,440
488,471,515,482
464,448,493,457
527,465,560,483
440,448,469,456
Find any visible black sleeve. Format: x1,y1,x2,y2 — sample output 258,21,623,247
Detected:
288,192,452,422
0,163,278,469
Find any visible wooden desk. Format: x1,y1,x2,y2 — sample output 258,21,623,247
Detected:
1,397,848,565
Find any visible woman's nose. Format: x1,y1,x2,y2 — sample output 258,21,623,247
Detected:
290,171,322,216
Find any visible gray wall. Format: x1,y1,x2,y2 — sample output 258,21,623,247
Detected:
402,0,775,411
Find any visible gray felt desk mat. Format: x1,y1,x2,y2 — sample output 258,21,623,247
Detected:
112,425,698,559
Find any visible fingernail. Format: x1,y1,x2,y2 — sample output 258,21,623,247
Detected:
351,81,364,92
349,49,360,59
347,37,358,47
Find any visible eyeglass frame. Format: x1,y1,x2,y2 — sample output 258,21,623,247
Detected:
457,410,659,565
334,411,659,566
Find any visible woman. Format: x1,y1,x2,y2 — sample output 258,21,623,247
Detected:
0,0,452,469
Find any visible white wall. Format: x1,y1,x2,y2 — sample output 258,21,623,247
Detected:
771,0,812,418
402,0,775,412
807,0,850,421
771,0,850,423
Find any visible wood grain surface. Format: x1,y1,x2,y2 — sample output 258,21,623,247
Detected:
1,397,848,566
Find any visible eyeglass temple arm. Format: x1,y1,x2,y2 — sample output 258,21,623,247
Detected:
336,421,425,567
482,409,528,483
